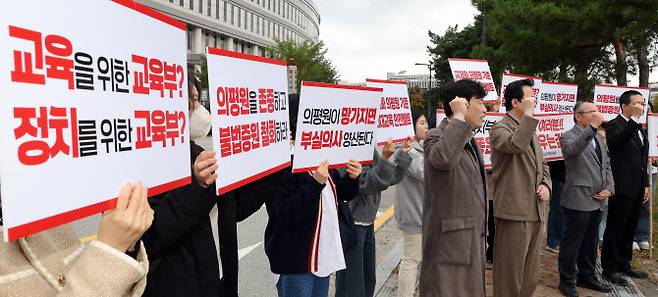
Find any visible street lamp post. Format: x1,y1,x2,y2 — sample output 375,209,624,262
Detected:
415,62,433,117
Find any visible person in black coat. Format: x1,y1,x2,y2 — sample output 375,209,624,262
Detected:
141,78,268,297
602,90,651,285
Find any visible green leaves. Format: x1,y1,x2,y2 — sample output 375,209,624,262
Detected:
267,40,340,91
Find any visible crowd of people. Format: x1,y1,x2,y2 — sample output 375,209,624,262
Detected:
0,76,653,297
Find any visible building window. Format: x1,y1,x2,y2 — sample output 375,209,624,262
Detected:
268,0,271,11
189,0,193,10
180,0,184,6
238,8,242,27
230,4,235,25
207,0,211,16
199,0,203,13
223,1,227,21
216,0,219,19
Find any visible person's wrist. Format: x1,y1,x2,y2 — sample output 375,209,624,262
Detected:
453,112,465,121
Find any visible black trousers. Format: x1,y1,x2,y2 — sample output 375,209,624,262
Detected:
602,193,643,274
558,208,602,284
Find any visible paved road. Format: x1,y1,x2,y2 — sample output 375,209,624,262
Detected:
72,164,399,297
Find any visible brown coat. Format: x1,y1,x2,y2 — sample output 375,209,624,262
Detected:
419,118,487,297
490,114,552,222
0,224,148,297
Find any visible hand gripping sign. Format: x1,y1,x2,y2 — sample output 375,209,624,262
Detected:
448,58,498,103
593,84,650,123
207,47,291,195
365,79,415,145
0,0,190,240
292,81,382,173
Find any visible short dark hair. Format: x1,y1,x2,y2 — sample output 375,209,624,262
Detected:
440,79,487,117
288,93,300,140
410,109,426,129
618,90,642,110
504,78,534,110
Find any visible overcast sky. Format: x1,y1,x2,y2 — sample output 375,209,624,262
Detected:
315,0,479,83
315,0,656,85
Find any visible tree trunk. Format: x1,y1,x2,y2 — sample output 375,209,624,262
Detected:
482,14,488,47
575,63,590,101
637,43,650,87
612,37,628,86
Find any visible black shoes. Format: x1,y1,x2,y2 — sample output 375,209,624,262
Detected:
625,268,649,279
605,272,630,286
558,283,579,297
576,278,612,293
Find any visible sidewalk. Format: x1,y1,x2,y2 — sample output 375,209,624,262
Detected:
374,215,648,297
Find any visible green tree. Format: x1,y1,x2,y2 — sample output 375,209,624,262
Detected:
267,40,339,91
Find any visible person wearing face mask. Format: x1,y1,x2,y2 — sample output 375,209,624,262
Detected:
141,77,268,297
188,81,212,142
394,110,428,297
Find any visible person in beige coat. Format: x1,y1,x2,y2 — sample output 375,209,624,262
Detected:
0,182,153,297
490,78,552,297
419,79,488,297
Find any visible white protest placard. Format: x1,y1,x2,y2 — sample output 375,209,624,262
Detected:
365,79,415,145
0,0,190,241
535,113,575,161
537,82,578,114
448,58,498,102
499,73,543,113
435,109,447,128
292,81,382,173
474,113,505,168
594,84,650,123
473,113,574,167
648,114,658,158
206,48,291,194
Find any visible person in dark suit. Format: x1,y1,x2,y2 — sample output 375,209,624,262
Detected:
557,102,613,296
602,90,650,285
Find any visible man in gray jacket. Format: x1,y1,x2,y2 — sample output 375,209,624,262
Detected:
558,101,614,296
335,139,412,297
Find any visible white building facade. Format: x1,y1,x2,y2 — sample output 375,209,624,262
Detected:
138,0,320,65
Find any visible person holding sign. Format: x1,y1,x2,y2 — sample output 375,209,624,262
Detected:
419,79,488,297
394,110,428,297
264,98,363,297
335,139,412,297
141,79,268,297
602,90,650,284
0,183,152,297
557,102,613,296
490,79,552,297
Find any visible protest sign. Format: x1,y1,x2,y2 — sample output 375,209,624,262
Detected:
0,0,190,240
292,81,381,173
535,113,575,161
648,114,658,158
448,58,498,102
537,82,578,114
365,79,415,145
593,84,650,123
207,48,291,194
499,73,542,113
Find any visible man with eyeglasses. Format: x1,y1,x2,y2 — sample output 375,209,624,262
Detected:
601,90,650,286
557,102,613,297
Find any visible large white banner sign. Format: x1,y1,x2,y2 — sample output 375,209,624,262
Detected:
207,48,291,195
365,79,415,145
292,81,381,173
593,84,650,123
0,0,191,240
537,82,578,114
448,58,498,102
499,73,543,113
